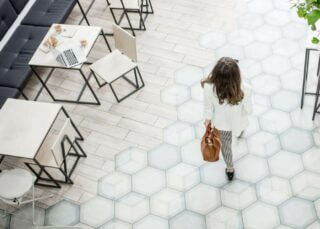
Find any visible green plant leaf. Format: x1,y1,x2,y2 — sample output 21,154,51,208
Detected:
297,6,307,17
312,36,320,44
311,23,317,30
307,9,320,25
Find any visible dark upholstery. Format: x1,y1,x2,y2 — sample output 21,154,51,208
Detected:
0,25,48,89
22,0,76,26
9,0,29,14
0,0,17,40
0,86,19,108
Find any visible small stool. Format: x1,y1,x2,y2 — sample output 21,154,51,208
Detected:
301,30,320,108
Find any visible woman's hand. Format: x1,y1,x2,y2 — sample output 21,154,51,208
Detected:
204,119,211,128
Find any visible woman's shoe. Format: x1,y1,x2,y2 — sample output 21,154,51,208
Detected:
225,169,234,181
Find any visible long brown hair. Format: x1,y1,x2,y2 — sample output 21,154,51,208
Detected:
201,57,244,105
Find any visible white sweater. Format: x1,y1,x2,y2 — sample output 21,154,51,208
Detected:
203,82,252,136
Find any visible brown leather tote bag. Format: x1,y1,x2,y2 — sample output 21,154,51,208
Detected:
201,125,221,162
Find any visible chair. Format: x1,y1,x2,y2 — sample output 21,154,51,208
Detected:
107,0,149,36
25,118,86,188
0,168,53,225
312,73,320,120
90,24,145,103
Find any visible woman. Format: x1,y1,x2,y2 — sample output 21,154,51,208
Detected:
202,57,252,181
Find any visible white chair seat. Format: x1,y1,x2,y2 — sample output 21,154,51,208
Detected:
109,0,141,10
36,132,60,167
0,169,33,199
90,49,137,83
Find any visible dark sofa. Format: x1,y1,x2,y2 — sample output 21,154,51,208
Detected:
0,0,78,107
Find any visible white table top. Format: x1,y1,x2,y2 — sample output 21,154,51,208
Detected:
29,24,102,69
0,99,62,159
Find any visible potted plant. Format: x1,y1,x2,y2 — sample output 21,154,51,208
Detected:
293,0,320,43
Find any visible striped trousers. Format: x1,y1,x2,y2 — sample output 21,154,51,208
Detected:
219,130,233,169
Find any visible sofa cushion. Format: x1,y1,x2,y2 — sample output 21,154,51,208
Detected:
0,25,48,89
3,25,48,54
22,0,76,27
0,0,17,41
9,0,29,14
0,86,20,108
0,52,32,89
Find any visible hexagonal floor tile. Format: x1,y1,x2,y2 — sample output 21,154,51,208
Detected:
279,197,317,228
280,128,314,154
98,171,131,200
262,55,291,75
247,131,281,157
215,44,245,60
195,121,206,140
191,83,203,102
251,74,281,96
254,25,282,43
199,31,226,50
132,167,166,196
303,147,320,174
185,183,220,215
256,176,292,205
291,171,320,201
291,107,319,130
265,10,291,26
160,85,190,106
115,192,149,223
260,109,292,134
45,200,79,226
227,29,254,46
177,100,203,124
243,201,280,229
238,12,264,29
167,163,200,191
315,199,320,218
307,221,320,229
242,116,260,137
280,70,302,92
271,90,300,112
150,188,185,218
116,147,148,174
272,39,300,57
283,22,307,40
313,127,320,146
181,139,206,167
247,0,274,14
252,93,272,116
244,42,272,60
10,204,45,228
0,210,10,229
232,138,249,161
133,215,168,229
234,155,269,183
268,150,303,178
170,211,205,229
200,161,229,187
163,121,195,146
239,59,262,79
206,207,243,229
148,144,181,170
175,65,203,86
100,219,131,229
221,180,257,210
80,196,114,227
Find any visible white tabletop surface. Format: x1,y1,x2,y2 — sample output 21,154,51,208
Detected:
29,24,102,69
0,99,62,159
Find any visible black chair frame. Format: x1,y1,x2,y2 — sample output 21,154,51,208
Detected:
25,135,87,188
90,66,144,103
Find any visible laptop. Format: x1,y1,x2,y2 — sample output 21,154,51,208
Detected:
53,45,87,68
